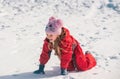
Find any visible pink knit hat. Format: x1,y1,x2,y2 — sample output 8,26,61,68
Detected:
45,16,63,35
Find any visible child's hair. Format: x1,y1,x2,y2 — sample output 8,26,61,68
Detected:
48,28,66,58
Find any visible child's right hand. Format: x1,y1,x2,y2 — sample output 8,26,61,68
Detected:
33,64,45,74
61,68,68,75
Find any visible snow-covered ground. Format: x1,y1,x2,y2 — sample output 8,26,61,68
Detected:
0,0,120,79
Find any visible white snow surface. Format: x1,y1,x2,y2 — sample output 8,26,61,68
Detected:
0,0,120,79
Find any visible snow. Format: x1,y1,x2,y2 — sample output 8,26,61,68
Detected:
0,0,120,79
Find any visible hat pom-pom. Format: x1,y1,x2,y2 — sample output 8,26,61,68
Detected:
49,16,56,23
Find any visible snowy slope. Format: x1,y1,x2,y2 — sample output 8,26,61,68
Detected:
0,0,120,79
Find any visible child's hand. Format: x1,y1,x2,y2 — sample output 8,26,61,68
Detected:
33,64,45,74
33,70,45,74
61,68,68,75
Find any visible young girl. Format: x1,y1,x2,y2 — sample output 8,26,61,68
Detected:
33,17,96,75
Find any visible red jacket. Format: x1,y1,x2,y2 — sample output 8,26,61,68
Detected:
39,27,96,71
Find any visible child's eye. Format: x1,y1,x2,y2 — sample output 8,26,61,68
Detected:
46,34,53,38
46,34,48,36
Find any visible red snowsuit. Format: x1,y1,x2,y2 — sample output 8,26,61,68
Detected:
39,27,96,71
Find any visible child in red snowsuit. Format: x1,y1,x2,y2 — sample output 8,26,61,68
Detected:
34,17,96,75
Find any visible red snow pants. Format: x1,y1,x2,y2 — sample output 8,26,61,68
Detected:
67,43,96,71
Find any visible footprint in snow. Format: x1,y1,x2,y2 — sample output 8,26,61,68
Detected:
109,56,118,60
0,25,10,31
103,27,107,30
92,73,98,75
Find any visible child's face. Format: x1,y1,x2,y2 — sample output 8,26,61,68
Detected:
46,33,58,42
